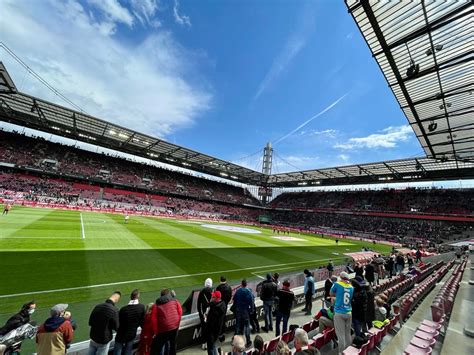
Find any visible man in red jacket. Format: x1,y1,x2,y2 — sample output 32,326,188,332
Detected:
150,289,182,355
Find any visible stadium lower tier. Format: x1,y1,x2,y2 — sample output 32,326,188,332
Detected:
1,171,473,247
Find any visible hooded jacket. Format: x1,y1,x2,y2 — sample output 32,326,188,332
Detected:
36,316,73,355
206,299,226,342
88,299,119,344
0,308,31,336
152,294,182,334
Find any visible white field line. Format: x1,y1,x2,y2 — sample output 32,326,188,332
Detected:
80,213,85,240
252,272,265,280
0,256,346,299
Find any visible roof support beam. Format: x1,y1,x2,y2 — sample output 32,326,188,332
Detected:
30,99,48,127
360,0,436,157
335,168,352,177
383,162,401,179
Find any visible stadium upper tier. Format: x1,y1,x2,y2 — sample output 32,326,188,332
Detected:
271,188,474,216
1,88,474,188
0,130,259,206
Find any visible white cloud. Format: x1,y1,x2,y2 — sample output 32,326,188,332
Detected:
334,125,413,150
0,0,211,137
337,154,350,163
88,0,135,28
130,0,160,26
173,0,191,27
254,8,315,100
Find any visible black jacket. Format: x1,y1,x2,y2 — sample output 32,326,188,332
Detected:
197,287,213,318
216,282,232,306
115,303,145,343
260,280,277,301
276,288,295,315
354,265,364,278
206,300,226,342
365,264,375,282
0,310,30,336
351,283,367,322
364,286,375,323
324,279,333,300
88,299,119,344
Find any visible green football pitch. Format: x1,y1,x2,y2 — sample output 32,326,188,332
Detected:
0,205,390,348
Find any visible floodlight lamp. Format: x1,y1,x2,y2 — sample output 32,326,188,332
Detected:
428,122,437,132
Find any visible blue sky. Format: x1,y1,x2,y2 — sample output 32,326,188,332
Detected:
0,0,425,173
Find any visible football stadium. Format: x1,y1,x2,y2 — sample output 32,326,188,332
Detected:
0,1,473,355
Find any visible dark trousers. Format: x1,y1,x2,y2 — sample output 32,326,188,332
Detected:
250,311,260,333
275,311,290,336
305,292,313,314
150,329,178,355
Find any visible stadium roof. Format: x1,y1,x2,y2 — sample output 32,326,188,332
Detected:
0,90,265,185
346,0,474,163
267,157,474,187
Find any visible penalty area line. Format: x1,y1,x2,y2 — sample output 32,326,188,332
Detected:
80,213,85,240
0,256,347,299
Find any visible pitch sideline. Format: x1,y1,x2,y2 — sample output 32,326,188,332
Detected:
0,256,346,298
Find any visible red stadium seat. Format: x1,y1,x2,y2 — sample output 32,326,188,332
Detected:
404,344,432,354
263,337,280,353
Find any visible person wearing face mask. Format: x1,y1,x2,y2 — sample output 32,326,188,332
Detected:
0,301,37,336
36,304,74,355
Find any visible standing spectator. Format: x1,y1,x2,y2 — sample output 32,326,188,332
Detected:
302,270,315,315
354,263,364,278
351,277,367,337
136,303,154,355
293,328,319,355
36,304,74,355
273,273,281,289
364,283,376,331
396,254,405,274
260,273,277,332
233,279,253,348
327,260,334,278
407,255,414,268
216,276,232,308
415,249,422,263
0,301,36,336
206,291,226,355
114,289,145,355
198,278,213,350
364,262,375,286
323,276,337,308
88,291,121,355
151,289,182,355
275,280,295,336
215,276,232,338
330,272,354,354
249,297,260,334
385,257,394,279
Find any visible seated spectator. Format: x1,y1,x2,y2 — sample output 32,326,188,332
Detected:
36,304,74,355
374,298,387,322
251,335,264,355
276,340,291,355
293,328,319,355
230,335,246,355
314,306,334,332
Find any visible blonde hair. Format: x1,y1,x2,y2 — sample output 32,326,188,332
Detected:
276,340,291,355
146,303,154,314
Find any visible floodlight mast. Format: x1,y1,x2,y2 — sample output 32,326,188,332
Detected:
261,142,273,204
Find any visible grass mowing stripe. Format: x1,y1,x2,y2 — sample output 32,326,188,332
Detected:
0,256,345,298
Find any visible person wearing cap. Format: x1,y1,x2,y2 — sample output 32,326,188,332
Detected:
205,291,226,355
233,279,254,348
114,289,145,355
275,279,295,337
88,291,121,355
302,270,315,315
260,273,277,332
0,301,36,336
330,272,354,354
198,278,213,350
36,304,74,355
351,276,367,337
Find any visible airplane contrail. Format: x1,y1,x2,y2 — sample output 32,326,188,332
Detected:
273,93,348,145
